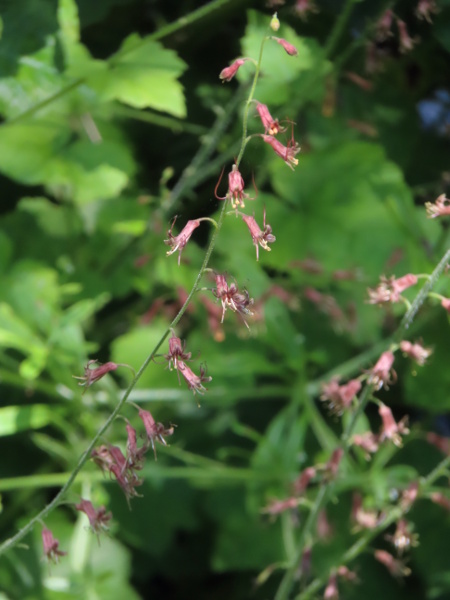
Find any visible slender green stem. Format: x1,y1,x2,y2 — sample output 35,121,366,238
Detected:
323,0,360,58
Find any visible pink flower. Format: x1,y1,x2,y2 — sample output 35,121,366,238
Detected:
399,340,432,365
125,423,147,470
323,573,339,599
374,549,411,577
262,496,300,515
138,408,174,459
430,492,450,511
378,403,409,447
367,273,418,304
352,431,379,459
442,297,450,313
415,0,439,23
91,444,143,505
255,102,282,135
215,164,257,209
400,481,419,510
42,527,67,564
425,194,450,218
219,58,249,82
75,499,112,538
260,134,300,170
241,210,276,261
164,217,201,265
325,448,344,480
376,9,394,40
320,377,361,415
213,273,254,329
368,351,396,389
317,509,334,541
351,492,382,530
397,19,417,54
177,361,212,395
292,466,316,495
294,0,318,21
272,37,298,56
73,360,118,392
426,432,450,455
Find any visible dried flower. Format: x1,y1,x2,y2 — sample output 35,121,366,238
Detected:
272,36,298,56
219,58,249,82
374,549,411,577
425,194,450,218
241,210,276,260
368,351,396,390
378,403,409,447
320,377,361,415
399,340,432,366
213,273,254,329
42,527,67,564
75,499,112,539
164,217,201,265
260,134,300,170
255,102,282,136
73,360,118,392
215,164,257,210
367,274,418,304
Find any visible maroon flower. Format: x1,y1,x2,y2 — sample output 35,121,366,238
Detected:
125,423,147,470
241,209,276,260
255,102,283,136
91,444,143,505
260,134,300,170
292,466,316,495
75,499,112,539
138,408,174,459
219,58,249,82
215,164,257,209
73,360,118,392
42,527,66,564
272,36,298,56
177,361,212,396
164,217,201,265
425,194,450,218
430,492,450,511
213,273,254,329
165,333,192,370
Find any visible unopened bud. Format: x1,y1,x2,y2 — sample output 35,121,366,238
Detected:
270,13,280,31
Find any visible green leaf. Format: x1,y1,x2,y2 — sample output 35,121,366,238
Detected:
0,404,54,436
91,34,187,117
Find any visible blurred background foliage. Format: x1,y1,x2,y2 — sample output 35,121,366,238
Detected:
0,0,449,598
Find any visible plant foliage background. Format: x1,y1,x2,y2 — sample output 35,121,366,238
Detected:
0,0,450,599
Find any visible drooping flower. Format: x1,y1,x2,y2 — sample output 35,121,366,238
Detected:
91,444,143,505
138,408,174,459
399,340,432,366
42,527,67,564
368,351,396,389
425,194,450,218
271,36,298,56
215,164,257,210
241,209,276,261
415,0,439,23
426,432,450,455
73,360,118,392
324,448,344,480
292,466,316,495
164,217,201,265
367,274,418,304
177,361,212,395
376,9,394,40
397,19,417,54
378,403,409,447
320,377,361,415
323,572,339,599
294,0,318,21
219,58,249,82
262,496,300,515
429,492,450,511
75,499,112,539
351,492,382,530
255,102,283,136
374,549,411,577
260,134,300,170
351,431,379,459
212,273,254,329
165,333,192,370
125,423,147,470
385,519,419,556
